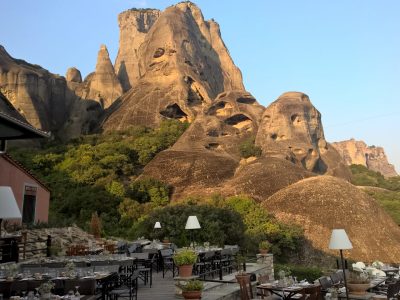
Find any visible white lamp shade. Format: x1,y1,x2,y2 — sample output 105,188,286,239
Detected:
185,215,201,229
0,186,22,219
154,221,161,229
329,229,353,250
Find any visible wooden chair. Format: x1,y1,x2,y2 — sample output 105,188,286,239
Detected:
304,285,322,300
236,274,253,300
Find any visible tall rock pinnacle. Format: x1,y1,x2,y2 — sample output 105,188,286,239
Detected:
87,44,123,109
103,2,245,130
114,8,161,91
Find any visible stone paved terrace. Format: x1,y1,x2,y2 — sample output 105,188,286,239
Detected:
137,262,272,300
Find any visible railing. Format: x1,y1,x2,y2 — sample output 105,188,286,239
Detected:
0,233,51,263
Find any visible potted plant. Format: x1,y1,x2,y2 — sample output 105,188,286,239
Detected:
173,249,198,278
347,271,370,295
235,254,250,280
38,281,55,299
259,240,271,254
181,279,204,300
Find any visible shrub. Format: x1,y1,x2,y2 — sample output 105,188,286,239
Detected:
259,240,271,250
239,137,262,158
275,264,323,282
173,249,198,266
134,204,246,247
181,279,204,291
90,212,102,238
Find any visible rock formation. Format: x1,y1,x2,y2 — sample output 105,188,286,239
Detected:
115,8,161,91
255,92,351,179
332,139,398,177
0,45,72,132
263,176,400,263
103,2,245,130
86,45,123,109
65,67,82,83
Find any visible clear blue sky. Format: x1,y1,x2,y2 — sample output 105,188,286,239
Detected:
1,0,399,172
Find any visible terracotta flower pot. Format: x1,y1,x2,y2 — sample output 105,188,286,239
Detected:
179,264,193,277
259,249,268,254
182,290,202,299
347,283,370,295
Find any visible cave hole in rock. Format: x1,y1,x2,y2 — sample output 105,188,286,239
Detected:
184,76,194,84
185,60,193,66
207,130,219,137
217,92,227,99
207,101,227,115
153,48,165,58
224,114,251,126
237,97,256,104
160,103,188,119
270,133,277,140
187,87,204,105
291,114,301,123
205,143,220,150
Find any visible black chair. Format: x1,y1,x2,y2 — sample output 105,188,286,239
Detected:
318,276,333,291
159,249,175,278
108,269,139,300
132,253,152,287
195,251,216,279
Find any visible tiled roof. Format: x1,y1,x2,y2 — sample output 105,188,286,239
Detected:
0,111,50,139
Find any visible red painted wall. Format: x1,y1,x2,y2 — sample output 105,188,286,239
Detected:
0,155,50,223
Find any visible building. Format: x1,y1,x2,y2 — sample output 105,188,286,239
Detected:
0,110,50,224
0,154,50,223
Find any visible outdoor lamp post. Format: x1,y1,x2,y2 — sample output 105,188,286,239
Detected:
329,229,353,300
154,221,161,240
154,221,161,229
185,215,201,247
0,186,22,236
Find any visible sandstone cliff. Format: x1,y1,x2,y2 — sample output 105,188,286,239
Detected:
0,45,72,132
255,92,351,179
115,8,161,91
86,45,123,109
103,2,245,130
332,139,398,177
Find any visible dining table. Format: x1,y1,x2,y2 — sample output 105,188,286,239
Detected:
256,283,308,300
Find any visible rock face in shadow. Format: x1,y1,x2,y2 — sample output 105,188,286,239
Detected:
86,45,123,109
103,2,244,130
332,139,398,177
0,45,72,132
263,176,400,263
255,92,351,179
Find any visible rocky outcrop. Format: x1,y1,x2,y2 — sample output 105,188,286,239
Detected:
142,90,264,199
86,45,123,109
263,176,400,264
255,92,351,179
66,67,82,83
103,2,245,130
332,139,398,177
0,45,72,132
115,8,161,91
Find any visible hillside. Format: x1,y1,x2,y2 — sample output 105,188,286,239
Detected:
350,164,400,224
263,175,400,263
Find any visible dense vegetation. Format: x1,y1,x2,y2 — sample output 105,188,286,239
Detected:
131,195,303,260
10,120,303,261
10,120,189,235
350,164,400,224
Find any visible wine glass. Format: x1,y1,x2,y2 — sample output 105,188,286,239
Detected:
74,286,80,297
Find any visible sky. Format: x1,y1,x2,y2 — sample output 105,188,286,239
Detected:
1,0,399,172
